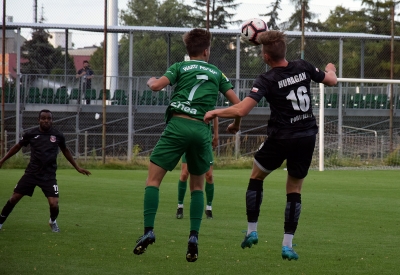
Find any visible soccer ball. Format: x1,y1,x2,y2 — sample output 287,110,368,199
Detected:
240,18,268,45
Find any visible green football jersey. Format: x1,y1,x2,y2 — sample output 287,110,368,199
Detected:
163,60,233,122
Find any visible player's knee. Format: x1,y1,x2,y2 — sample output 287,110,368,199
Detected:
48,198,59,208
180,172,189,181
288,170,307,180
49,203,59,209
9,193,23,204
205,173,213,183
180,164,189,180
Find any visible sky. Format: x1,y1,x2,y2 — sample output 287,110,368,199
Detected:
3,0,368,48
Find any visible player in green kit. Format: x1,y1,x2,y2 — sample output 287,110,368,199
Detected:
133,28,241,262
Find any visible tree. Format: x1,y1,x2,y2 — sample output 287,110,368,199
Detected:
318,3,400,79
51,48,76,75
120,0,158,27
88,43,104,75
20,29,75,75
90,0,194,76
184,0,242,77
361,0,395,35
286,0,322,31
93,0,243,78
323,6,369,32
191,0,241,29
158,0,197,27
120,0,195,27
359,1,400,78
260,0,282,30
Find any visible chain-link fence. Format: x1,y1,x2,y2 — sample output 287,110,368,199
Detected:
2,75,400,169
2,3,400,169
312,80,400,169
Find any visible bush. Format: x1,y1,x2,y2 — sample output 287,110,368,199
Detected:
385,147,400,166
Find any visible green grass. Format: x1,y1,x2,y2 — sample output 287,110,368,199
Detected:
0,169,399,275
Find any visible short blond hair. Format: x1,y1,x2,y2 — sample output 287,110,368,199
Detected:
258,30,287,61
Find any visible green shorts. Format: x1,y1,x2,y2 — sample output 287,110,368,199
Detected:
150,116,212,175
181,146,213,166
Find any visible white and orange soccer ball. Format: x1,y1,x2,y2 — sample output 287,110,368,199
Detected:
240,18,268,45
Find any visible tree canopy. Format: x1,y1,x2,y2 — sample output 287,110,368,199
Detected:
94,0,399,79
260,0,282,30
91,0,242,76
120,0,196,27
19,0,400,80
191,0,241,29
20,29,75,76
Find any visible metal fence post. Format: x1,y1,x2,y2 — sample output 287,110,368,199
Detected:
85,130,88,161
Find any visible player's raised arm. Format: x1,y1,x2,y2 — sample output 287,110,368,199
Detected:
221,89,242,133
204,97,257,124
322,63,338,86
147,76,170,92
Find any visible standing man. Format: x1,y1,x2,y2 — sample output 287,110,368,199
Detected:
133,28,241,262
76,60,94,104
204,30,337,261
176,117,218,220
0,109,91,232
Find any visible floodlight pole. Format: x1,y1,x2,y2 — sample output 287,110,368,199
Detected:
389,3,395,152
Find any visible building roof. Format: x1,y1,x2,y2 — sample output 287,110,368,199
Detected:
66,47,98,56
4,22,400,41
0,29,22,38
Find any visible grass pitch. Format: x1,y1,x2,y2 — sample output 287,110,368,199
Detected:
0,169,399,275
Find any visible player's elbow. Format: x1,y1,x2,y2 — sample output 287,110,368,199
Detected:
235,99,254,117
324,79,338,87
323,73,338,86
148,83,163,91
148,85,160,91
236,108,249,117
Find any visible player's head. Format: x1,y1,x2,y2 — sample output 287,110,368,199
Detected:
38,109,53,132
83,60,89,68
258,30,287,63
183,28,211,60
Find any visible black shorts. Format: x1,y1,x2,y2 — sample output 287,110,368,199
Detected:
14,174,59,198
254,134,316,179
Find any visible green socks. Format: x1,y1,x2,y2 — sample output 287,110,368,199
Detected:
178,181,213,207
145,186,205,234
143,186,159,228
177,180,187,205
190,190,204,233
205,182,214,206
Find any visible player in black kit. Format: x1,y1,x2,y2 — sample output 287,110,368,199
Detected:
204,30,337,260
0,109,91,232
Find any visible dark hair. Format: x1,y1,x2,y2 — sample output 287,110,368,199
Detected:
83,60,89,64
39,109,52,118
182,28,211,57
258,30,287,62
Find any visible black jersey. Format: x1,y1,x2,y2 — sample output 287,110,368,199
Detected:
19,127,67,179
247,59,326,139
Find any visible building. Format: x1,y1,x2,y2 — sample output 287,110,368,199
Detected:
0,28,27,80
63,46,98,71
49,31,73,49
